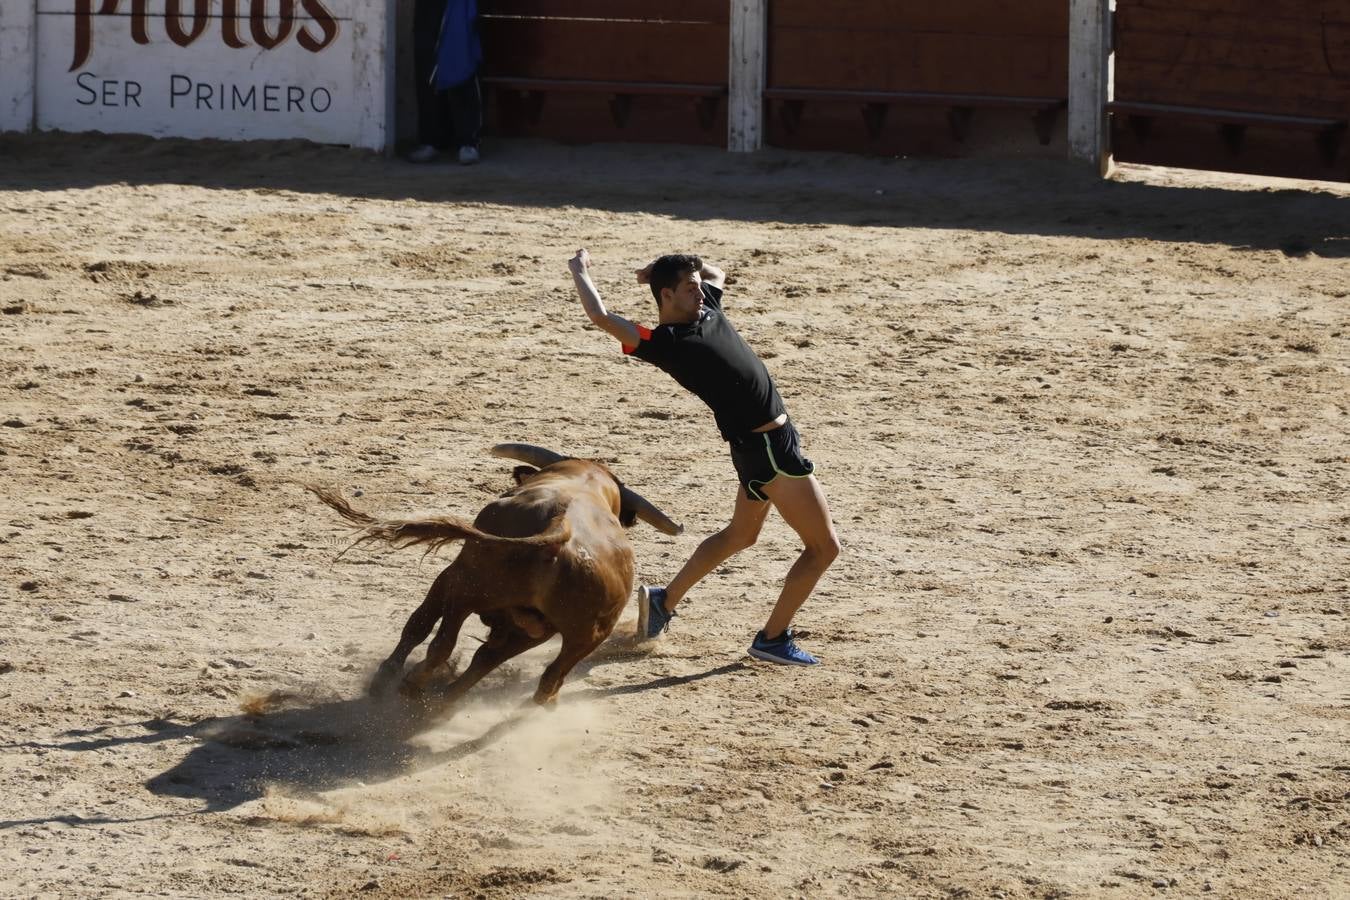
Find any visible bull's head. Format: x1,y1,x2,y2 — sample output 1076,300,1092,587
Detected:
490,443,683,536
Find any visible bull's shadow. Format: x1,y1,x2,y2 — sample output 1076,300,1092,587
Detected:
3,689,455,818
1,656,746,821
148,657,743,812
144,690,449,812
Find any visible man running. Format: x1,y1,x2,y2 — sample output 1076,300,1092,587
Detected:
567,248,840,666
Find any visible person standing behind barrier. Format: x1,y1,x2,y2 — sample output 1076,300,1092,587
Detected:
407,0,483,165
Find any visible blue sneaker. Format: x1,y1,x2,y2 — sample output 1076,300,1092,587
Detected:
637,585,674,640
748,628,819,666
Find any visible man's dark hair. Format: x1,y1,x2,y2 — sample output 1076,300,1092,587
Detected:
649,254,702,305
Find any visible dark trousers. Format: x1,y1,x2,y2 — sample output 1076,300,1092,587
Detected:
413,0,482,149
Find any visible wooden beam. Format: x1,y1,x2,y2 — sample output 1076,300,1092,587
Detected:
1068,0,1112,174
728,0,767,152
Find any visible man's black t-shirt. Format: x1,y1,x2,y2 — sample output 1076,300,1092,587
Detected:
624,282,787,441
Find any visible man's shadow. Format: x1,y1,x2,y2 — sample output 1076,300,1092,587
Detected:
0,657,745,825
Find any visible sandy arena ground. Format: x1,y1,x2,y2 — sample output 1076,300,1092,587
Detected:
1,134,1347,899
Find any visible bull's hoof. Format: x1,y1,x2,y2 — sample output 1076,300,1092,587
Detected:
398,664,433,700
397,678,426,700
367,662,403,697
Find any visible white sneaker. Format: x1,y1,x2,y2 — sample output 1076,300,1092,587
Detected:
457,145,480,165
405,144,438,163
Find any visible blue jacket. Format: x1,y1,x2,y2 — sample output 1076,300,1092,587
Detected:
434,0,481,89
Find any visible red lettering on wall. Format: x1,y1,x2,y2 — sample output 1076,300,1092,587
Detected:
131,0,151,46
297,0,340,54
165,0,211,48
71,0,119,73
220,0,248,49
69,0,343,72
249,0,294,50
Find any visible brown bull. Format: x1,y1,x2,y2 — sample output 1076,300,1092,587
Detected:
307,444,682,706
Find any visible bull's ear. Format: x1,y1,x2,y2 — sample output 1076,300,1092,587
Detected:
512,465,539,485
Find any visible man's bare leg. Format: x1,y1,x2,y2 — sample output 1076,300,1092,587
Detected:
758,473,839,638
663,486,771,611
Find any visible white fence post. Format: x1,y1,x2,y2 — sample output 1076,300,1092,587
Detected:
728,0,766,152
1068,0,1112,175
352,0,397,153
0,0,37,133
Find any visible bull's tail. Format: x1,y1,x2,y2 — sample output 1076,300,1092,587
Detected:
303,484,571,557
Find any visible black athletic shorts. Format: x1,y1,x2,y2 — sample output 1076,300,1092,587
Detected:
728,419,815,502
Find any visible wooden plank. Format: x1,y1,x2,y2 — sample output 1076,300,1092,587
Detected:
1116,6,1350,44
487,90,726,146
763,101,1061,156
1115,52,1350,97
482,0,729,24
1108,101,1344,129
1124,0,1349,25
480,19,725,84
1115,35,1350,82
1111,1,1350,181
482,77,726,95
1113,5,1350,113
768,31,1065,96
765,88,1064,107
1115,61,1348,115
916,34,1066,93
1110,116,1349,182
768,30,910,90
770,0,1067,35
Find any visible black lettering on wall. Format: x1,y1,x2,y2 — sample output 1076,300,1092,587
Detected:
169,73,192,108
76,71,99,105
232,85,257,110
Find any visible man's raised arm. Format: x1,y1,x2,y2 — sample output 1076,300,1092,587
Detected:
699,261,726,289
569,249,641,349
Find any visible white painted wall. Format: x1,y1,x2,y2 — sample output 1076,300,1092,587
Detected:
29,0,393,150
0,0,37,133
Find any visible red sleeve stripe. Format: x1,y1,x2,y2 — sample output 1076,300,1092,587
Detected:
622,324,652,355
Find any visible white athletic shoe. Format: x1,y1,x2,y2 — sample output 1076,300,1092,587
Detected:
457,145,480,166
405,144,438,163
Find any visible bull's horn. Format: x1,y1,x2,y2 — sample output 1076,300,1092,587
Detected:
620,485,684,536
490,443,683,535
490,443,568,468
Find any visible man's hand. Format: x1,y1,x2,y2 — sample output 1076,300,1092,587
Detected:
568,248,591,277
635,261,654,285
699,261,726,289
